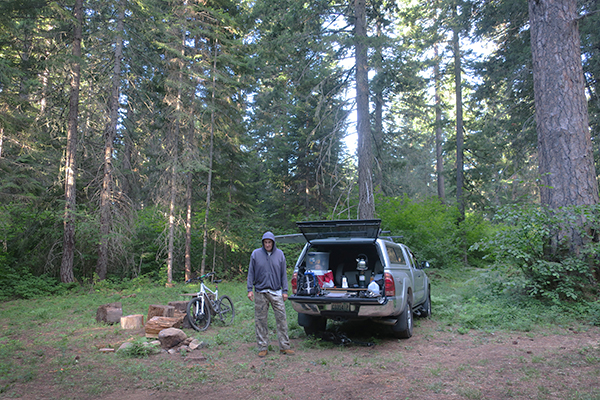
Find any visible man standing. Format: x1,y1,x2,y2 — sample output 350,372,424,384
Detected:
247,231,294,357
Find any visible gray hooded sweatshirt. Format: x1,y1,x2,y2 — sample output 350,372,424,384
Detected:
247,231,288,294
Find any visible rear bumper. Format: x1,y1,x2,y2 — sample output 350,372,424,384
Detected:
289,295,396,318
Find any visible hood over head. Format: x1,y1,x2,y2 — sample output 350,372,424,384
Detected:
262,231,276,247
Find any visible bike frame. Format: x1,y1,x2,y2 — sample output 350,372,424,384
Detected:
186,272,234,331
193,274,219,315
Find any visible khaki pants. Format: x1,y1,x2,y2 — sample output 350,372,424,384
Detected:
254,291,291,351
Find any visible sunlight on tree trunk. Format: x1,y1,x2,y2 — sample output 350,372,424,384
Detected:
167,156,177,286
185,172,192,281
355,0,374,219
453,5,465,221
373,18,383,194
201,37,218,276
61,0,82,284
434,44,445,203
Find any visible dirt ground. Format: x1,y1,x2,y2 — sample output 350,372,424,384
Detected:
4,318,600,400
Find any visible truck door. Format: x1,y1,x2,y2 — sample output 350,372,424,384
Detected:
404,246,425,304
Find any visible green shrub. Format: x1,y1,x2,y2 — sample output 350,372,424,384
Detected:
430,266,599,331
377,195,491,268
117,338,161,358
588,301,600,326
0,254,76,300
472,204,600,303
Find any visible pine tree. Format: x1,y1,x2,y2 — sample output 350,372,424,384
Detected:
529,0,599,250
355,0,375,219
96,0,125,280
248,0,352,223
60,0,83,284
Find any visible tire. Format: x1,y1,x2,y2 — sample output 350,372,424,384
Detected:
187,296,211,331
420,289,432,318
392,297,413,339
299,314,327,336
215,295,235,325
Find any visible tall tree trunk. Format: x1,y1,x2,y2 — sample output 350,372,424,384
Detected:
166,25,186,286
166,151,177,286
529,0,599,249
453,6,465,220
97,0,125,280
373,18,384,194
355,0,375,219
184,171,192,281
304,174,309,215
434,43,446,203
60,0,82,284
200,38,217,276
39,68,48,116
211,230,217,274
122,103,135,202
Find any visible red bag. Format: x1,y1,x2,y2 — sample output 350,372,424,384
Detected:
315,270,334,288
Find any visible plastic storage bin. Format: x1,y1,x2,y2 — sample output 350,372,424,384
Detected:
306,252,330,270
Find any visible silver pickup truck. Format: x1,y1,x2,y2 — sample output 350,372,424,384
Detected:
284,219,431,339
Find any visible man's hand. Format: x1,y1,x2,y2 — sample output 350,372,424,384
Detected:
247,291,254,301
283,293,288,301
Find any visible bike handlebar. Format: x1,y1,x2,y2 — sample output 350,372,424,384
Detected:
185,272,215,283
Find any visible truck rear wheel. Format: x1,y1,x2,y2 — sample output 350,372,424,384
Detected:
392,298,413,339
299,314,327,335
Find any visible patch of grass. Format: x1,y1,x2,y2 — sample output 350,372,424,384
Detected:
456,385,483,399
299,336,337,350
428,365,445,377
518,365,541,380
431,266,598,334
457,363,476,374
426,381,444,393
531,355,546,363
565,389,600,400
117,338,161,358
502,387,524,398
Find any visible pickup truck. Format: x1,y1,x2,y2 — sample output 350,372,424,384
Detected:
284,219,431,338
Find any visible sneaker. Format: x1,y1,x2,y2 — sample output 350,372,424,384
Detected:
258,350,268,358
280,349,295,355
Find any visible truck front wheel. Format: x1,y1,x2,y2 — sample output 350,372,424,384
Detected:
420,290,432,318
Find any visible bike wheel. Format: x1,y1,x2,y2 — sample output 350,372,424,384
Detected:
215,295,235,325
187,297,211,331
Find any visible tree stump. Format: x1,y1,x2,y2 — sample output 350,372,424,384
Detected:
147,304,174,322
167,301,188,313
168,301,192,329
120,314,144,330
96,302,123,324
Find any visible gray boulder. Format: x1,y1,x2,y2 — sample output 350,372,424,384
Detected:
158,327,187,349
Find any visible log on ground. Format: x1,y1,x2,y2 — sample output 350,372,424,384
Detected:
144,315,184,338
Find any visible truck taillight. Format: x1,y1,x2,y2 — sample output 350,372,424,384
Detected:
291,272,298,294
384,272,395,296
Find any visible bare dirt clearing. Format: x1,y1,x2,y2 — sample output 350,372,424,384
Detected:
3,319,599,400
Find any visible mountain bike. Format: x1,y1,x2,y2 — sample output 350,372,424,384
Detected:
185,272,235,331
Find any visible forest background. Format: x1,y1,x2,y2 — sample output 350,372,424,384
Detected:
2,0,600,309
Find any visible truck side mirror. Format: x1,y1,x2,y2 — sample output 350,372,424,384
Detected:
420,261,430,269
